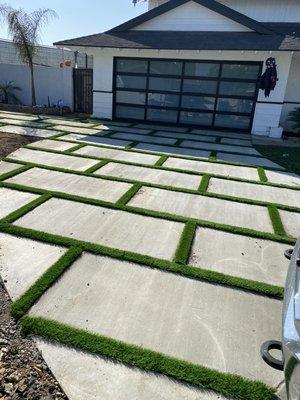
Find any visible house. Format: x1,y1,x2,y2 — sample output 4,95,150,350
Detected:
0,38,93,110
54,0,300,137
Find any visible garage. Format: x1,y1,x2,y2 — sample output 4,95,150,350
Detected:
113,57,262,132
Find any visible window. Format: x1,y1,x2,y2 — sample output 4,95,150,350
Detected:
219,81,256,97
116,59,147,73
185,62,219,77
150,60,183,76
116,75,147,90
183,79,218,95
216,98,253,113
180,111,213,126
214,114,251,129
116,91,146,105
181,95,215,111
147,108,178,123
221,64,260,80
149,77,181,92
148,93,180,108
115,105,145,120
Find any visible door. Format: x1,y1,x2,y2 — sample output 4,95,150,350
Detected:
73,68,93,114
113,57,262,132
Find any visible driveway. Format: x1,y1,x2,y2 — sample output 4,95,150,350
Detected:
0,110,300,400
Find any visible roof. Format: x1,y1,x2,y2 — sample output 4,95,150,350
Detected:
54,0,300,51
54,28,300,51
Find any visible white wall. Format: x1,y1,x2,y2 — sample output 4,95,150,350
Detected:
0,63,73,108
147,0,300,22
280,54,300,132
91,48,292,136
134,1,251,31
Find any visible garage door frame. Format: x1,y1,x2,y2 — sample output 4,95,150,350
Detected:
112,57,263,133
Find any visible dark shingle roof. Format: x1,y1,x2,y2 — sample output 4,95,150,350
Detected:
54,29,300,51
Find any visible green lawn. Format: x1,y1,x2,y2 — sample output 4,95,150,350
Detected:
254,145,300,175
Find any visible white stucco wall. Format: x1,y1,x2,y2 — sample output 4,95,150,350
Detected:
280,54,300,132
134,1,251,31
90,48,293,136
148,0,300,23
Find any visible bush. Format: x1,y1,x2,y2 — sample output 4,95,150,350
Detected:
288,107,300,133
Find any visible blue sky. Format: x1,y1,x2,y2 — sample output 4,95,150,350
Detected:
0,0,148,45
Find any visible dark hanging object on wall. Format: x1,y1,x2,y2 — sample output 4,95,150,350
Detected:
260,57,278,97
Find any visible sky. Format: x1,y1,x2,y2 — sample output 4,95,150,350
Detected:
0,0,148,45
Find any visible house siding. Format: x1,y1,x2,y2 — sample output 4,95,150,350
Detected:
133,1,251,31
91,48,292,136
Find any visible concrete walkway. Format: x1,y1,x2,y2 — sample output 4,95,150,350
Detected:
0,111,299,400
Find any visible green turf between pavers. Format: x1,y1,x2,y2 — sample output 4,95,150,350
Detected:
19,316,277,400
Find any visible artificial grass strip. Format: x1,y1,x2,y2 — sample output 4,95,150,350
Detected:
268,206,286,236
20,316,277,400
174,221,197,264
125,141,139,150
0,193,51,224
257,167,268,183
154,154,169,167
198,174,211,193
115,183,143,206
0,223,285,299
84,160,109,174
11,247,83,319
64,143,86,154
0,164,32,182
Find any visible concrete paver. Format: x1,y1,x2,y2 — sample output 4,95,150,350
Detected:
180,141,260,156
163,157,259,180
266,170,300,187
74,145,160,165
208,178,300,208
279,210,300,238
107,126,153,134
128,186,273,232
0,113,41,121
0,125,57,138
191,129,250,140
216,152,284,169
44,118,98,128
134,124,188,132
134,142,211,158
111,132,177,145
37,339,227,400
96,162,201,190
0,161,23,176
189,228,289,286
15,198,184,260
8,148,99,171
0,119,50,128
0,187,38,219
7,167,133,203
0,233,65,300
6,168,132,202
28,139,77,151
220,137,252,146
51,125,108,135
30,252,282,386
154,131,217,142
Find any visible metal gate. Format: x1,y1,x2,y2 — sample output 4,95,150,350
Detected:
73,68,93,114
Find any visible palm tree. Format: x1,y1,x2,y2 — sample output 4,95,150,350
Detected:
2,6,57,106
0,81,22,104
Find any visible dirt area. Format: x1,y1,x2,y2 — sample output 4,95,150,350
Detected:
0,132,68,399
0,132,41,158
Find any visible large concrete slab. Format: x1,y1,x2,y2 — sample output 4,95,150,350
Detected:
154,131,217,142
44,118,98,128
0,119,50,128
0,113,40,121
7,168,133,203
107,126,153,134
134,123,188,133
266,170,300,187
57,134,133,148
96,162,201,190
216,152,284,169
163,157,259,181
51,125,108,135
128,186,273,232
37,339,227,400
180,141,260,156
221,137,252,146
279,210,300,238
191,129,250,140
0,125,57,138
28,139,76,151
112,132,177,145
189,228,288,286
0,233,65,300
15,198,184,260
8,148,99,171
134,142,211,159
209,178,300,208
0,161,23,176
74,145,160,165
0,187,38,219
30,252,282,386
